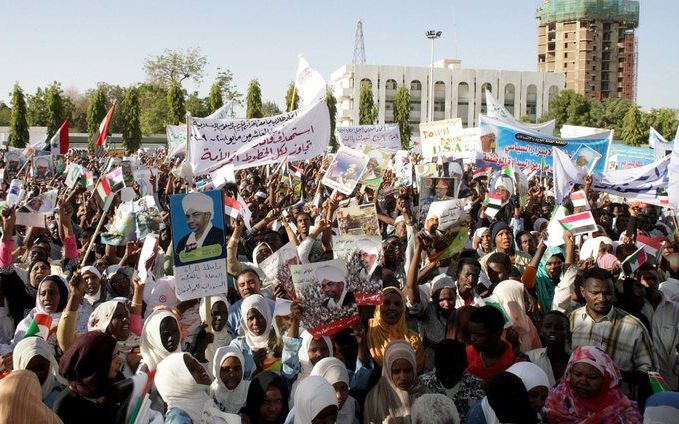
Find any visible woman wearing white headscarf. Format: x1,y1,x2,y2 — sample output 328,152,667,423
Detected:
198,295,232,378
311,357,360,424
489,280,541,353
209,346,250,414
471,227,492,257
364,340,429,423
507,362,550,422
88,299,141,377
12,336,65,407
155,352,239,423
292,375,338,424
139,309,181,372
289,330,333,407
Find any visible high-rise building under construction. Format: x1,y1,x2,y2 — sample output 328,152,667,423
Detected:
537,0,639,101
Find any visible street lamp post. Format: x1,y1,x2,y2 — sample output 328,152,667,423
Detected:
426,30,442,122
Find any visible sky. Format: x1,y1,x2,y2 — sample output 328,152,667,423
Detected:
1,0,677,112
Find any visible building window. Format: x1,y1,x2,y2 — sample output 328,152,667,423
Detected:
564,52,568,58
457,82,470,127
360,78,372,89
386,79,397,91
504,84,515,115
410,80,422,92
548,85,559,104
434,81,446,115
526,84,537,122
480,83,492,114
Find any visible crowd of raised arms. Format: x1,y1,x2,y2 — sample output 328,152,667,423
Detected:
0,146,678,424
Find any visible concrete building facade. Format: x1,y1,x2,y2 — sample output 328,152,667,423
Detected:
329,60,565,133
536,0,640,101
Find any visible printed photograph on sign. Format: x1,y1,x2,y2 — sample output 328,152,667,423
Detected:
290,260,359,337
425,199,468,232
359,146,390,191
393,150,413,187
571,144,602,174
170,190,226,266
336,203,380,236
479,124,498,153
4,149,25,179
419,177,457,203
32,155,53,181
333,235,384,305
321,146,369,195
259,241,300,299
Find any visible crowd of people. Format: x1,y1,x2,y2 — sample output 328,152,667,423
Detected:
0,144,677,424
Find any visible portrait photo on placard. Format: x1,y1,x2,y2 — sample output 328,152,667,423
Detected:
170,189,226,266
321,146,369,195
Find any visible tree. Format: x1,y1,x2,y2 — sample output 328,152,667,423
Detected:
143,47,207,87
138,83,169,135
359,84,377,125
90,83,125,133
644,108,678,141
0,102,10,126
520,115,534,123
261,101,282,117
540,89,593,133
621,105,645,146
63,87,88,132
213,68,242,109
589,97,633,136
208,83,223,114
26,87,48,126
121,87,142,154
326,88,338,151
46,82,66,137
393,86,410,149
185,92,209,117
167,81,185,125
86,87,108,151
8,84,29,148
285,82,299,112
246,79,263,119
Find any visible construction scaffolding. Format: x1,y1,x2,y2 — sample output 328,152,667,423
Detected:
537,0,639,27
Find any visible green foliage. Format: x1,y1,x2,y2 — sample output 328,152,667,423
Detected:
589,97,633,137
166,81,185,125
89,83,125,133
185,91,209,118
359,84,377,125
326,88,338,151
8,84,29,148
86,87,108,151
519,115,534,123
285,82,299,112
261,101,282,117
393,86,410,149
138,83,169,135
246,79,263,119
46,82,66,137
121,87,142,154
541,89,592,134
644,108,678,141
143,47,207,87
0,102,10,126
26,87,48,126
208,83,223,114
621,105,645,146
214,68,242,110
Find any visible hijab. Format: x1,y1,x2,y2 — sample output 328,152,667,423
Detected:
240,294,272,350
0,370,62,424
311,357,355,424
293,376,337,424
155,353,210,423
59,331,118,399
36,275,69,315
367,287,425,370
535,246,565,311
209,346,250,414
491,280,542,352
88,299,140,377
364,340,428,424
289,331,333,408
507,361,550,392
13,336,64,399
243,371,289,424
481,371,537,424
199,295,232,376
81,266,103,306
139,309,180,371
473,227,490,256
545,346,641,424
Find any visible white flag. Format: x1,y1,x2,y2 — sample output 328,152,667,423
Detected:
669,133,679,208
205,100,235,120
295,55,326,108
485,91,556,136
553,147,585,205
649,127,672,161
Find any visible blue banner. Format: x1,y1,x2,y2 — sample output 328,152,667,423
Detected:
608,144,655,170
479,116,611,173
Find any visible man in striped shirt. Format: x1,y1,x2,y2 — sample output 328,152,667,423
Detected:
570,267,655,398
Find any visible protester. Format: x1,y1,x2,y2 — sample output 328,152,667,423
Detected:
466,305,522,380
0,370,62,424
545,346,642,423
209,346,250,414
507,362,550,421
240,371,289,424
310,357,360,424
465,371,537,424
527,310,571,386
